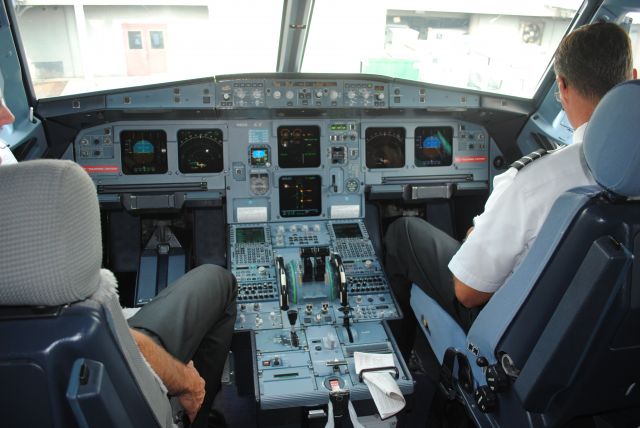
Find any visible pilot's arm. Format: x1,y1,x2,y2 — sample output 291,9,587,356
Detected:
130,328,205,422
452,226,493,308
448,169,534,308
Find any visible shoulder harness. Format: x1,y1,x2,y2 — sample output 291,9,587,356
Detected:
509,148,548,171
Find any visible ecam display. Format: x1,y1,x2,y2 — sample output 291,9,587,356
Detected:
279,175,322,217
277,125,321,168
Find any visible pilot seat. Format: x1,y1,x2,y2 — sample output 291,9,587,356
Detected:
0,160,177,427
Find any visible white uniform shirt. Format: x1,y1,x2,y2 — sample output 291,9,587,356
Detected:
448,124,596,293
0,139,17,166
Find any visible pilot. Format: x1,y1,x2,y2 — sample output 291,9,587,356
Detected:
0,82,237,427
384,22,637,357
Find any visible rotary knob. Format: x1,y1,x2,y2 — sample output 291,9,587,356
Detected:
285,90,295,100
329,90,339,101
273,90,282,100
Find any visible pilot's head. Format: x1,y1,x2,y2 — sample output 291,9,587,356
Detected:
554,22,636,129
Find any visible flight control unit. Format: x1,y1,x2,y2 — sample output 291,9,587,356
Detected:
229,219,414,411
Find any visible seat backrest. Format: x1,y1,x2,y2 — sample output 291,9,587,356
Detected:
464,80,640,425
0,160,174,428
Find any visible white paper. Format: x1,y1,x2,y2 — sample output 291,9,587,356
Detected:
330,204,360,219
236,206,268,223
354,352,406,420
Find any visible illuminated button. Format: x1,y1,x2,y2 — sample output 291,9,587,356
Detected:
263,360,271,366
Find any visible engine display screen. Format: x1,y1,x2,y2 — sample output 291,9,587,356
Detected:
279,175,322,217
414,126,453,167
333,223,363,239
365,127,405,169
235,227,266,244
278,125,321,168
178,129,224,174
120,130,168,175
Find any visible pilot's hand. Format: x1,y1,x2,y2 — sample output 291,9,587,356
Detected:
179,361,206,422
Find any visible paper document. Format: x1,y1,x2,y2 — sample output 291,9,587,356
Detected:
354,352,406,419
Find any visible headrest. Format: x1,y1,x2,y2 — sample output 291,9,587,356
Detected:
0,160,102,306
583,80,640,197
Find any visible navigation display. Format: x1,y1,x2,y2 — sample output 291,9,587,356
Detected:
178,128,224,174
414,126,453,167
333,223,362,239
236,227,266,244
278,125,321,168
279,175,322,217
120,130,168,175
365,127,405,169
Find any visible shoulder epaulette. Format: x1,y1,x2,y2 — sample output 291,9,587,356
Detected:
509,148,548,171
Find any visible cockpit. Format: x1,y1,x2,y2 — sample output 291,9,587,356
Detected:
1,1,640,427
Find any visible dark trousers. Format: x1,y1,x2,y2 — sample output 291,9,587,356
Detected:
128,264,238,427
384,217,477,357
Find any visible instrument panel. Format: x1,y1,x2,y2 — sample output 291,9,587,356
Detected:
72,77,492,214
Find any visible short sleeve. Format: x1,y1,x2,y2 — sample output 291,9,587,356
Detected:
448,176,532,293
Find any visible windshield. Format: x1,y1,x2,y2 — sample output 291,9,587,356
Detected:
14,0,583,100
303,0,582,98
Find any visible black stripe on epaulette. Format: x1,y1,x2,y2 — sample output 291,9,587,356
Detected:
509,148,548,171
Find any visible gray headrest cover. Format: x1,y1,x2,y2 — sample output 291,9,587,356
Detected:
583,79,640,196
0,160,102,306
